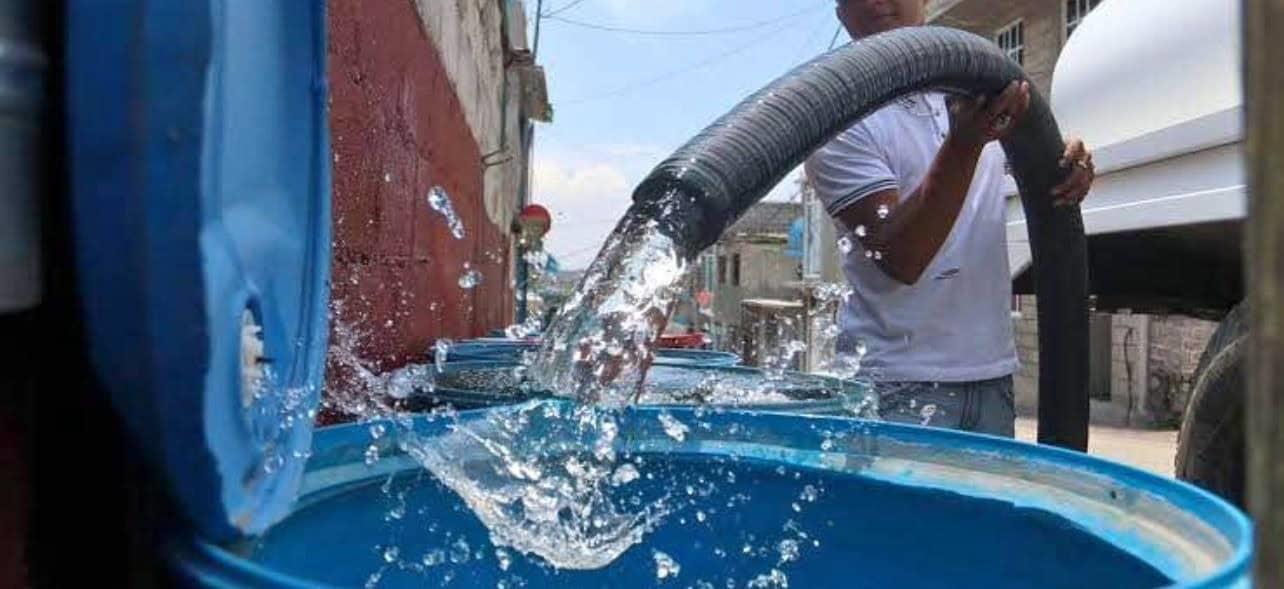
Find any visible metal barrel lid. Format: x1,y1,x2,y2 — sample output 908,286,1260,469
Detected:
407,361,870,415
68,0,330,541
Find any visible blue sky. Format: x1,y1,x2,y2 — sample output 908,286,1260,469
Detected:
526,0,843,269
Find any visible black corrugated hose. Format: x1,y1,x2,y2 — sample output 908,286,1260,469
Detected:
629,26,1089,450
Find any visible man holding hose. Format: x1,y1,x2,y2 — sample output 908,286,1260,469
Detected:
805,0,1096,436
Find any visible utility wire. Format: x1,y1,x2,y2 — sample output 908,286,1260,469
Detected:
826,24,845,50
545,4,825,37
792,10,835,63
560,18,807,105
541,0,590,18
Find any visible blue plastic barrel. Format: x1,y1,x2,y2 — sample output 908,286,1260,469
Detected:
170,404,1252,588
443,338,741,367
406,361,866,414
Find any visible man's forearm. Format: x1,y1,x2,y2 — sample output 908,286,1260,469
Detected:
869,137,985,284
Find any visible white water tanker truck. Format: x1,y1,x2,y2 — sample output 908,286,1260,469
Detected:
1008,0,1247,504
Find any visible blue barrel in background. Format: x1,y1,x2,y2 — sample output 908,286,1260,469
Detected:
170,404,1252,588
443,338,741,367
404,361,865,414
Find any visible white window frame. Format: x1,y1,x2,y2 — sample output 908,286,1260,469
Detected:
995,19,1025,66
1065,0,1102,39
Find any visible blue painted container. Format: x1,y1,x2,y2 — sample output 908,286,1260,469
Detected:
444,338,741,367
171,404,1252,588
411,361,867,414
67,0,330,541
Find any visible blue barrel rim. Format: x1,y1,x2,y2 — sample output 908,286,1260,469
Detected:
419,360,865,413
172,406,1252,588
440,338,741,367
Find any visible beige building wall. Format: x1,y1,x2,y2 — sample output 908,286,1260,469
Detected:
929,0,1067,97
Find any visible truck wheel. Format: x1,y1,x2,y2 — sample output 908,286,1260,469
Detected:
1175,333,1245,506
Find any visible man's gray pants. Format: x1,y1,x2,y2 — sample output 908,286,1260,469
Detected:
875,375,1016,438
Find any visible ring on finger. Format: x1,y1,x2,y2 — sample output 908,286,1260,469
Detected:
1074,159,1091,170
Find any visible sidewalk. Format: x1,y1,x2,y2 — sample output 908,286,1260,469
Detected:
1015,417,1179,477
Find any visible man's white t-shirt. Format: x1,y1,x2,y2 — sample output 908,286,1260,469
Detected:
804,92,1018,383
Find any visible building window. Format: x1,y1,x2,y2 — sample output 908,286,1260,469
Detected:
732,254,741,286
701,253,717,291
1066,0,1102,38
717,255,727,285
995,20,1024,66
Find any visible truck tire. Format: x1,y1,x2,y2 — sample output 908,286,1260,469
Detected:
1175,330,1246,507
1193,302,1247,385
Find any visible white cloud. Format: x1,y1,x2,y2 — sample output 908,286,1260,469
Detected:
598,0,711,24
533,149,808,269
532,148,650,270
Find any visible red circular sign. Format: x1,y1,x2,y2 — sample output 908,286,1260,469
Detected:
518,204,552,238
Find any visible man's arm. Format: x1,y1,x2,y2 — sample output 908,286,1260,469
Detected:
836,81,1031,285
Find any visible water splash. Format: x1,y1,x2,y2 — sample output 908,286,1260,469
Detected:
427,186,466,240
529,210,690,406
653,550,681,581
458,263,482,290
397,402,670,570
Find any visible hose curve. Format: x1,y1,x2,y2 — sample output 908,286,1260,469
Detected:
630,26,1089,450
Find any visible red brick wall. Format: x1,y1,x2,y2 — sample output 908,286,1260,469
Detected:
327,0,512,374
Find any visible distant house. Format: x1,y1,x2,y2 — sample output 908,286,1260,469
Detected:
698,202,804,350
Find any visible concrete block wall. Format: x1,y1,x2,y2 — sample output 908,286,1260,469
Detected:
1011,295,1219,428
930,0,1066,97
1147,315,1219,424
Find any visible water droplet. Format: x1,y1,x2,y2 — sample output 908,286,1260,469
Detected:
820,438,834,451
855,224,868,237
611,463,640,486
920,403,938,426
382,546,399,563
422,549,445,567
777,539,800,564
696,510,706,523
800,484,819,502
653,551,681,581
865,250,874,259
434,339,452,372
427,186,466,239
369,423,386,439
837,235,854,254
496,548,513,571
876,204,890,219
747,569,789,588
791,502,802,512
458,263,482,289
364,444,380,466
448,538,472,564
657,411,689,442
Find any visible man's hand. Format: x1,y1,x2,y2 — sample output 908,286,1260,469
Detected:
1053,139,1094,206
946,81,1032,148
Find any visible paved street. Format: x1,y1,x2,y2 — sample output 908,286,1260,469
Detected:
1015,418,1179,477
